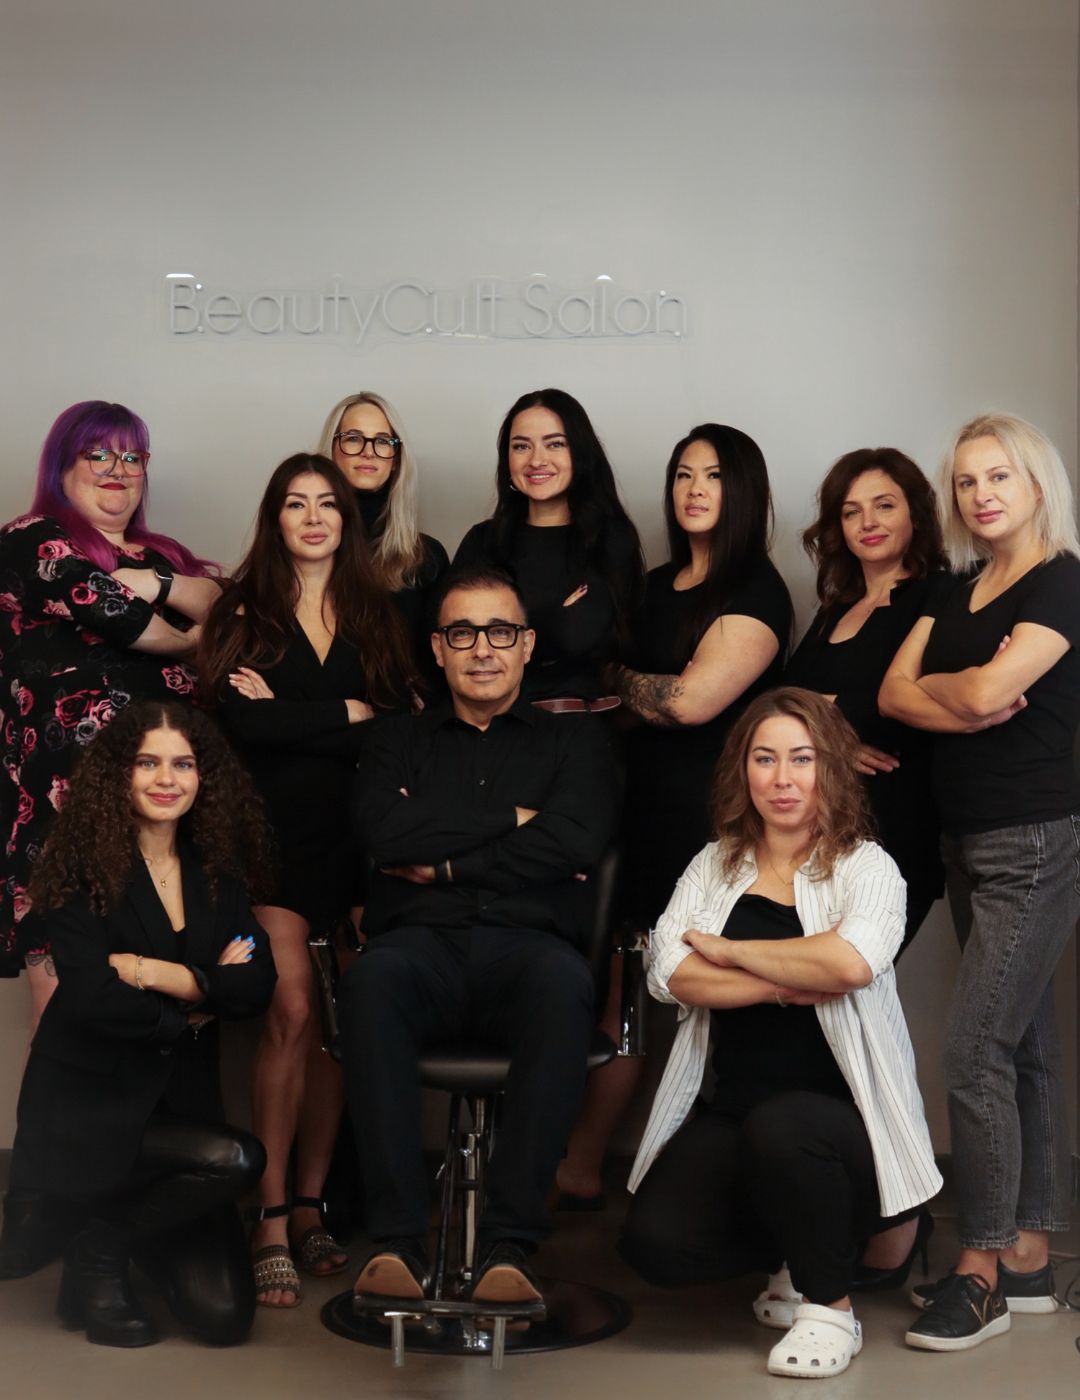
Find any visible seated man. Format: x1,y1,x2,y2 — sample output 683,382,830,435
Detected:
341,567,615,1308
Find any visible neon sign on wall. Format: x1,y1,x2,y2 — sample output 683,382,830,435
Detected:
165,276,687,344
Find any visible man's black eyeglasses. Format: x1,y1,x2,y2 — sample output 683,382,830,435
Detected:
437,623,527,650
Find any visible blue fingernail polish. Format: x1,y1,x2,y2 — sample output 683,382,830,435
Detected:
233,935,241,941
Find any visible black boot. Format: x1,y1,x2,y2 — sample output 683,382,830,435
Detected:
57,1224,159,1348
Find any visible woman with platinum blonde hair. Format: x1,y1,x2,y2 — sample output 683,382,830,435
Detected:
318,391,448,679
620,686,940,1380
881,412,1080,1352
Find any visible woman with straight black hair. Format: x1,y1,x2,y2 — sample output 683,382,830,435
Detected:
453,389,643,1207
453,387,644,708
613,423,793,931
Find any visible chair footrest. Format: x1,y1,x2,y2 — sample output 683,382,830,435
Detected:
351,1294,548,1324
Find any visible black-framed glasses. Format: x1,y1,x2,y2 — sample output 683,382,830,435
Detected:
333,431,401,459
437,623,527,650
82,449,150,477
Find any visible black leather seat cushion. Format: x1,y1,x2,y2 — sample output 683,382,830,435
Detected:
419,1028,616,1093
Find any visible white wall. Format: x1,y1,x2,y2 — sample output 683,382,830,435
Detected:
1,0,1077,1152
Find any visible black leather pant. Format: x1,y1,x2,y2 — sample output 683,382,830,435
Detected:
86,1116,265,1346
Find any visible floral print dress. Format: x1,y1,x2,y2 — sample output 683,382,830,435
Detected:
0,515,196,973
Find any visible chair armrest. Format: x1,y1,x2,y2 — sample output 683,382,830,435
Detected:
308,926,347,1060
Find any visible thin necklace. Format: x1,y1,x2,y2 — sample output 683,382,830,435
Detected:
766,855,795,888
142,852,179,889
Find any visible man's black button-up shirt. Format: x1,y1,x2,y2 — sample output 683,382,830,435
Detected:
353,699,615,948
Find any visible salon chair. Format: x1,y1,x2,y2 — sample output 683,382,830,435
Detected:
310,849,636,1368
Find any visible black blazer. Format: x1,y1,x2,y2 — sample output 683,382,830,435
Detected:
11,852,276,1199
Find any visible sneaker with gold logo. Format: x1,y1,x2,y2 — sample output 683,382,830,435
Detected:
904,1272,1010,1351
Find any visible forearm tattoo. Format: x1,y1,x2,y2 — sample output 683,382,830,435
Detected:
615,665,686,725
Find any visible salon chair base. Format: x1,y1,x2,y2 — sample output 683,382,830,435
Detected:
322,1278,630,1369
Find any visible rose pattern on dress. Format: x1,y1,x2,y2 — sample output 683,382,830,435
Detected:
0,513,200,973
162,665,195,696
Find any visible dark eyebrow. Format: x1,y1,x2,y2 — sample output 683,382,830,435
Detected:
444,615,522,628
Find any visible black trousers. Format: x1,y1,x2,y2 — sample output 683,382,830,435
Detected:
620,1091,912,1304
340,924,595,1246
93,1116,264,1346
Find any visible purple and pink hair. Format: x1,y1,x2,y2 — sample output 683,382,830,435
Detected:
23,400,218,575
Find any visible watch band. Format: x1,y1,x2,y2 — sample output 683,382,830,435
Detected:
153,566,174,607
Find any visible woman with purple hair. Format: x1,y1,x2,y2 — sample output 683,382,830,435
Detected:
0,401,220,1024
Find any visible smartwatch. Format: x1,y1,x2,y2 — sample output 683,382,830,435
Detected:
153,566,175,607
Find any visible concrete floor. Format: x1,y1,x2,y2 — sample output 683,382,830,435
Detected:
2,1179,1078,1400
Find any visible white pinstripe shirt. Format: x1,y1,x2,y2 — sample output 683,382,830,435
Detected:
627,841,942,1218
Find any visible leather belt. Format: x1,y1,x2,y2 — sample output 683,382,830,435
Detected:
531,696,621,714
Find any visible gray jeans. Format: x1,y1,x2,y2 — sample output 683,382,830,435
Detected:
942,816,1080,1250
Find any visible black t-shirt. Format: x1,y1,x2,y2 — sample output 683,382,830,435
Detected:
784,574,948,894
922,554,1080,834
709,894,851,1120
619,555,792,925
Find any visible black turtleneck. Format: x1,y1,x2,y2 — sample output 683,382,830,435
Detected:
352,486,450,695
354,483,392,541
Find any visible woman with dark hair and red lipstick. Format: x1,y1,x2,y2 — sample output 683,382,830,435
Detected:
786,447,948,955
0,401,220,1022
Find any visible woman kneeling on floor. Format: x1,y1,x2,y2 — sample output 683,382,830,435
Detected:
6,700,276,1347
620,686,940,1379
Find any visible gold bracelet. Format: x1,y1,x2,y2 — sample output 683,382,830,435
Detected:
135,955,145,992
774,986,787,1008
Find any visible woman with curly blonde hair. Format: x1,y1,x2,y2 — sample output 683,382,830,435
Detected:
621,687,940,1380
3,700,276,1347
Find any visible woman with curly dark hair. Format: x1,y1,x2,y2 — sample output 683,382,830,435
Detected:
3,700,276,1347
199,452,414,1307
621,688,940,1380
786,448,949,954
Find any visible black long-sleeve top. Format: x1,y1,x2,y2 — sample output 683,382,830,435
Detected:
353,699,616,947
452,518,639,700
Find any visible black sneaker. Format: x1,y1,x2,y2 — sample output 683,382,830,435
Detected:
911,1260,1057,1315
905,1272,1010,1351
352,1237,430,1301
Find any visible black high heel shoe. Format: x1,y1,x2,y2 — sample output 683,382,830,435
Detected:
849,1206,934,1293
57,1228,159,1348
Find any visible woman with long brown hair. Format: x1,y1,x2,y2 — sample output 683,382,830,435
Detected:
6,700,275,1347
199,452,414,1308
786,447,948,954
621,687,939,1379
